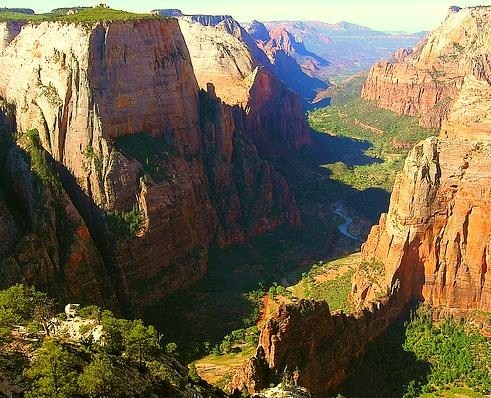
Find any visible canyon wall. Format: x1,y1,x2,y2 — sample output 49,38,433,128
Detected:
356,6,491,314
362,6,491,130
178,14,328,108
353,136,491,314
234,6,491,395
232,295,407,395
0,18,308,308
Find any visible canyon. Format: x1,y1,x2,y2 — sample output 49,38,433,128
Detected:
232,5,491,396
0,4,490,397
0,14,310,310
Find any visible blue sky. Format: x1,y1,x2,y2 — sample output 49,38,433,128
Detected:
4,0,491,32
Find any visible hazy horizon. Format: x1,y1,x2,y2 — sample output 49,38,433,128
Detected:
2,0,491,32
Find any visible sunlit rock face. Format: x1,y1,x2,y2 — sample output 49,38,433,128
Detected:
353,137,491,315
362,6,491,134
0,17,307,307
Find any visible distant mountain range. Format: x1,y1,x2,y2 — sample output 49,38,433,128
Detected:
261,21,427,78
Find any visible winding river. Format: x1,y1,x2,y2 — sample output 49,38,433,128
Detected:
334,205,361,241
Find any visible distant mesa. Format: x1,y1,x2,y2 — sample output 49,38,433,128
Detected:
0,7,34,14
150,9,184,17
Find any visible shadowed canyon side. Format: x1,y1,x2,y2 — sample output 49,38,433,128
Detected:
362,6,491,131
0,17,309,308
232,6,491,396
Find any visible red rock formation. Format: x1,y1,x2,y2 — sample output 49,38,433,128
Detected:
0,18,306,307
362,6,491,131
353,137,491,314
245,67,312,154
232,296,407,395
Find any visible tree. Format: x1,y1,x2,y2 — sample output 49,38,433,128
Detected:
25,338,78,398
32,297,56,336
78,353,120,398
126,320,159,370
101,310,129,355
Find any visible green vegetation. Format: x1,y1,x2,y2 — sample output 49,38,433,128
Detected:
106,207,141,239
0,5,161,23
322,72,367,106
309,98,435,192
0,284,219,397
24,129,58,185
334,307,491,398
290,254,359,312
114,133,172,182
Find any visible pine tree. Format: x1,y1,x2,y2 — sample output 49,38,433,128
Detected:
25,338,78,398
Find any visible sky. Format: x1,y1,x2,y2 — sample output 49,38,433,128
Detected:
3,0,491,32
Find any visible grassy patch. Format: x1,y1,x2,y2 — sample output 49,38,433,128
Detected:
114,133,171,182
309,97,435,192
0,7,161,23
290,254,359,312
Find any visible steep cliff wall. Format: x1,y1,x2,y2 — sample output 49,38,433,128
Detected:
177,15,271,106
178,15,328,108
0,18,305,307
362,6,491,131
232,295,407,395
353,137,491,314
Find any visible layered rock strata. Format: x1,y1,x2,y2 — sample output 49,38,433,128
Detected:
362,6,491,131
0,18,307,307
353,137,491,314
232,295,407,395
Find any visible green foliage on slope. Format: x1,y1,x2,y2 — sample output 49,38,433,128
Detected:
0,284,225,398
309,97,435,192
334,307,491,398
0,6,161,23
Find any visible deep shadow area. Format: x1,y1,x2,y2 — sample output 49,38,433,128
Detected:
330,323,431,398
145,130,391,361
308,130,383,168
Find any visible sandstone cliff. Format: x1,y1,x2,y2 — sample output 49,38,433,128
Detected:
0,18,306,307
246,21,330,106
178,15,328,107
362,6,491,131
353,136,491,314
177,15,270,106
231,296,406,395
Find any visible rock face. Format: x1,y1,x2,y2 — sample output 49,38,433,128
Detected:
246,22,330,105
353,137,491,314
178,14,328,107
0,18,306,308
362,6,491,131
0,114,114,306
232,297,407,395
177,15,272,106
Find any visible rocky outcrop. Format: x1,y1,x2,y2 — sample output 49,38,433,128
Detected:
353,137,491,314
244,68,312,154
0,18,305,307
0,21,25,52
177,15,271,106
232,295,407,395
178,14,328,107
0,125,114,306
362,6,491,131
177,15,312,151
246,22,330,106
